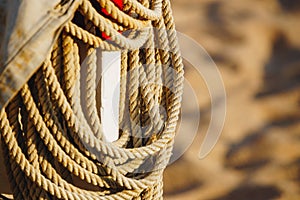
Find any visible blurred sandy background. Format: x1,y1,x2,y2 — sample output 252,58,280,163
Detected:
164,0,300,199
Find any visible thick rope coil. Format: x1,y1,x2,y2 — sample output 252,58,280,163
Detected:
0,0,184,199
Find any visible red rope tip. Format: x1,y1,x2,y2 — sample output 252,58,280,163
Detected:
101,0,124,40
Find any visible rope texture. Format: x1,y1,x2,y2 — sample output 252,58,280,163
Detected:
0,0,184,199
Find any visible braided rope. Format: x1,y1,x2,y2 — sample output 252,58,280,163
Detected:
0,0,184,199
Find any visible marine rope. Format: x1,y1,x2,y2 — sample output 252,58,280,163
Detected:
0,0,184,199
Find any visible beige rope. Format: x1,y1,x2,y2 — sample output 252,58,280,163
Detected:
0,0,184,199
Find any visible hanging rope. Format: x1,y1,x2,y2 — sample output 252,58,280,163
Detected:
0,0,184,199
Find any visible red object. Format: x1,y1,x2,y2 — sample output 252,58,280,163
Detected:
101,0,123,40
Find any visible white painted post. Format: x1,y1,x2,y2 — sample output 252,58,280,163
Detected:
98,51,121,142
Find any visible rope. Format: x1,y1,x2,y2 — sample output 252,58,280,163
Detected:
0,0,184,199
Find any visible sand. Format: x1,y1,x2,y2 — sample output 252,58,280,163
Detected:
164,0,300,199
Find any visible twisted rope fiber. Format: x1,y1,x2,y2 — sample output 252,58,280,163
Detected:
0,0,184,199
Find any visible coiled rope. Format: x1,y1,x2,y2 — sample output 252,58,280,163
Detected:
0,0,184,199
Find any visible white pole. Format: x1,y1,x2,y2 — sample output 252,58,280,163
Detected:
98,51,121,142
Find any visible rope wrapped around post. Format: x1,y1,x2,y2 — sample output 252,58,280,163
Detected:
0,0,184,199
